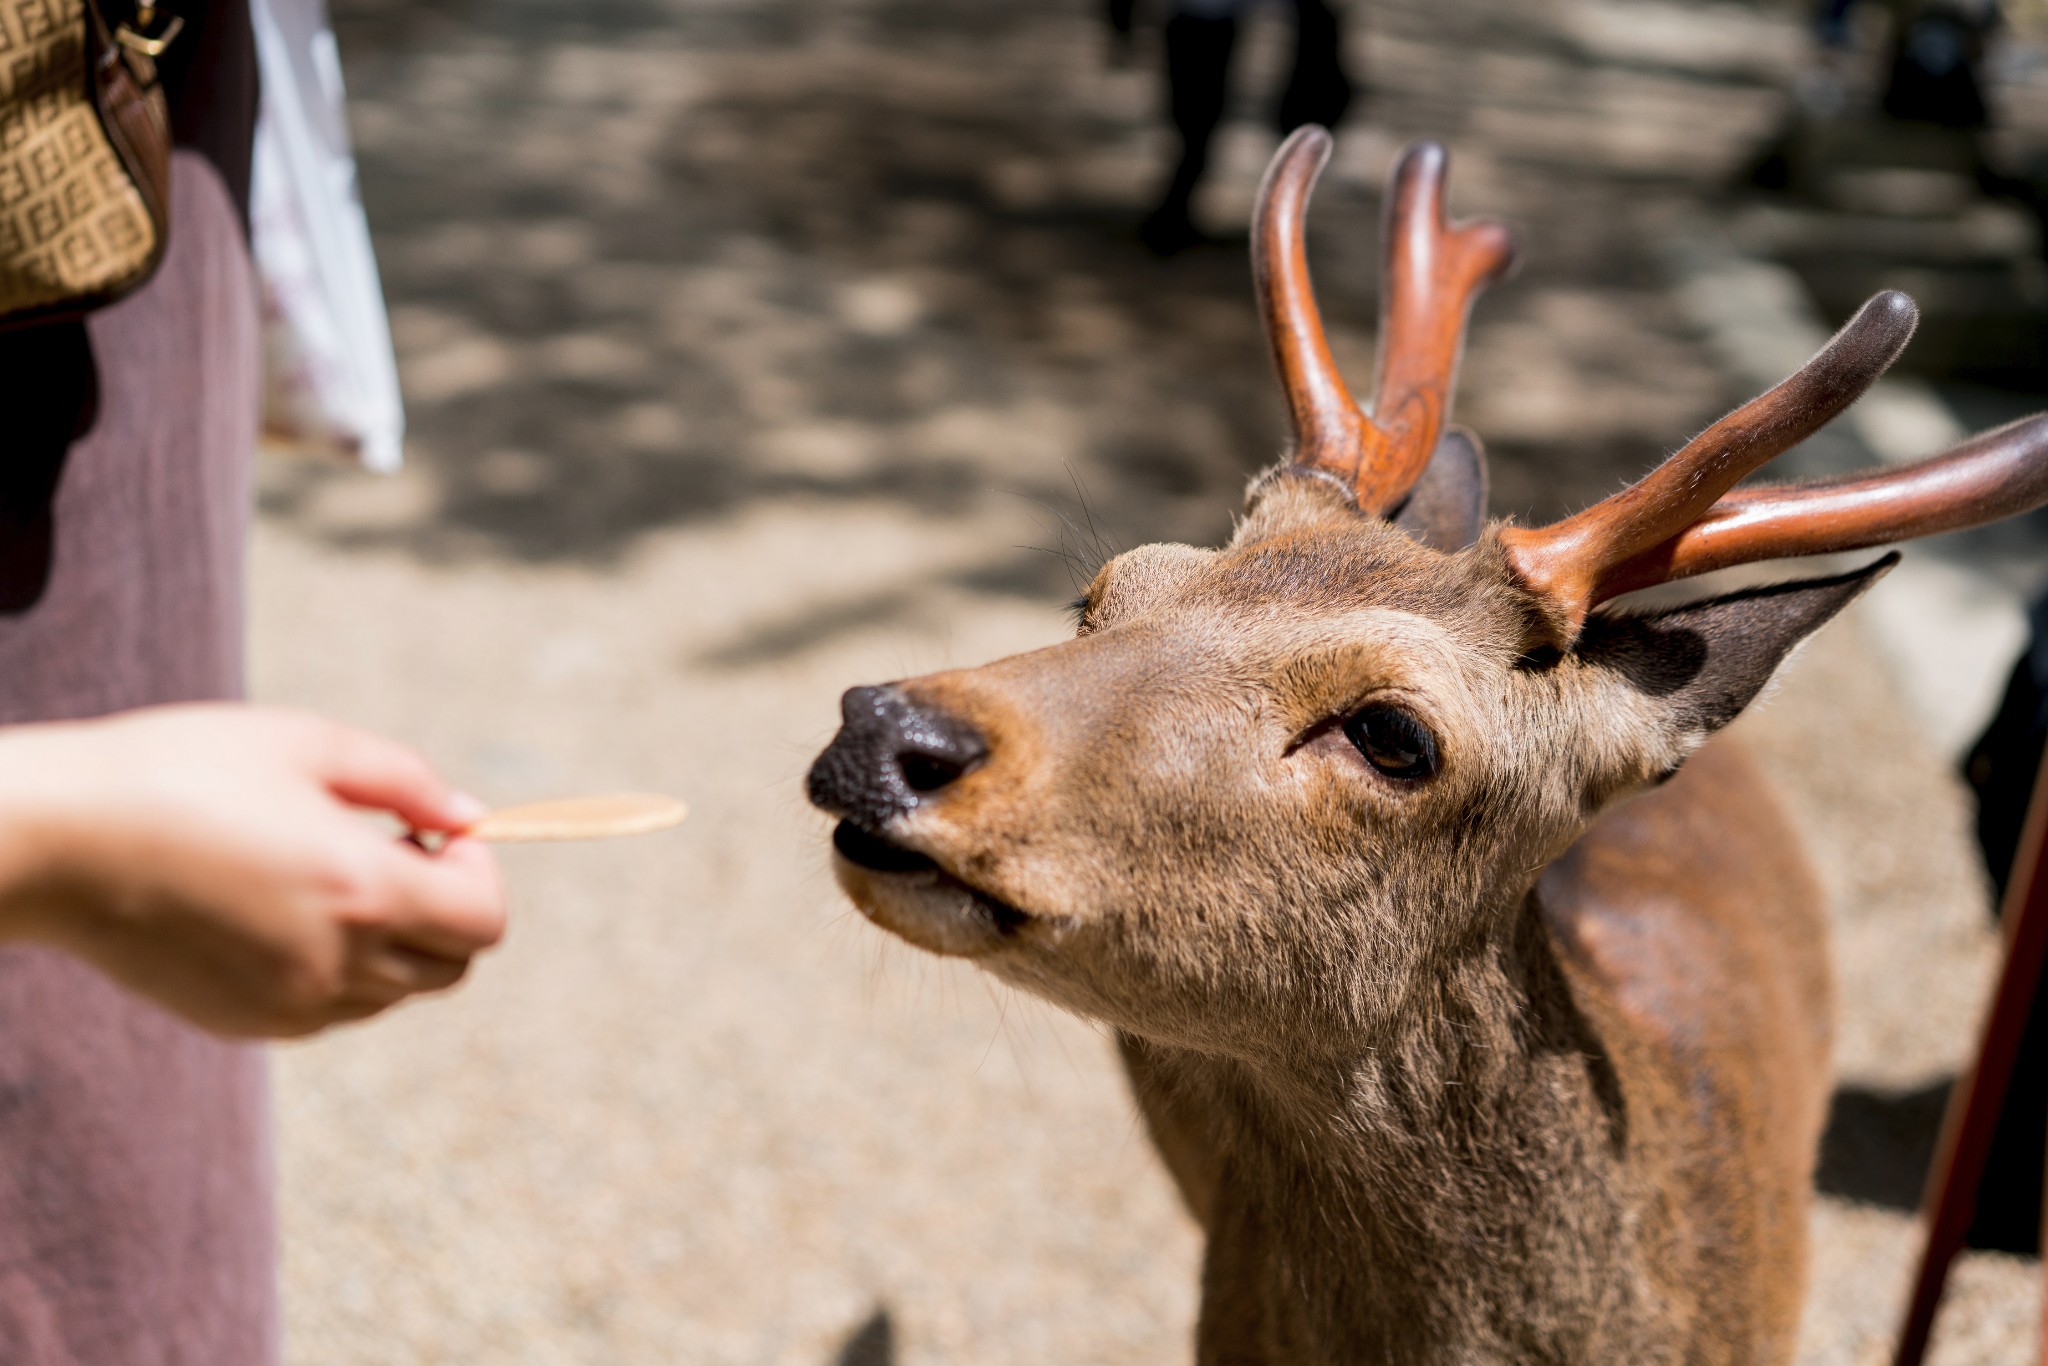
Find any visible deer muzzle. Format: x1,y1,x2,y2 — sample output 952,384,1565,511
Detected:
808,684,1034,956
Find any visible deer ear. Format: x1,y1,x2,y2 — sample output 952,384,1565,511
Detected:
1573,554,1897,744
1392,425,1489,551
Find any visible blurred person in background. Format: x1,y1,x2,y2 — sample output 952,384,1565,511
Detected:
1809,0,2002,126
0,1,503,1361
1109,0,1356,254
1960,591,2048,1254
1800,0,2047,1262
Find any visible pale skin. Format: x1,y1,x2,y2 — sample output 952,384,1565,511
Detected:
0,704,506,1038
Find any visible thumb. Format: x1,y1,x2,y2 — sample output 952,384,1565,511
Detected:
312,722,487,833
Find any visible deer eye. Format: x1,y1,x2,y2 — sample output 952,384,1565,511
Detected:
1343,704,1438,781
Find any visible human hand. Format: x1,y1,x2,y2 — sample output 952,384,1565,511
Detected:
0,704,506,1037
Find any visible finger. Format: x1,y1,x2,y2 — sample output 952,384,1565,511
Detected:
347,941,471,999
313,722,488,834
262,1012,338,1040
319,996,398,1028
265,993,389,1037
380,837,507,957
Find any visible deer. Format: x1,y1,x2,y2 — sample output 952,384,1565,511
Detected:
805,126,2048,1363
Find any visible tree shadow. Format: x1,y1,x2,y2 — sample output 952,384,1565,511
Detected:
310,0,1286,575
304,0,1730,588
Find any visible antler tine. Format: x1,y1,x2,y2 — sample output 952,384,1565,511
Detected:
1593,411,2048,601
1253,126,1376,486
1357,142,1518,514
1252,130,1515,513
1500,289,1921,641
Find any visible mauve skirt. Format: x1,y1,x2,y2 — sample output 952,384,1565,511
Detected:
0,153,276,1364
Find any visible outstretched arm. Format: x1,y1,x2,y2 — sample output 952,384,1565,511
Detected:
0,704,507,1038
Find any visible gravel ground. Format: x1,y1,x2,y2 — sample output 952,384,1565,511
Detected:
260,0,2037,1359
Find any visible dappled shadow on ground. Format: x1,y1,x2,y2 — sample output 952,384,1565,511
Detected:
315,0,2048,1238
305,0,1283,574
295,0,1800,587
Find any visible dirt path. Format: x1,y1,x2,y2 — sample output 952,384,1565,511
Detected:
265,0,2032,1359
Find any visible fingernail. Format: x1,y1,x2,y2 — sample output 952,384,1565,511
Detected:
448,791,490,825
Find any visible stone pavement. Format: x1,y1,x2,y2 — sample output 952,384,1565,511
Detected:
260,0,2040,1359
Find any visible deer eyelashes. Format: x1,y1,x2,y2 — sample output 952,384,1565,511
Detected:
1290,691,1443,789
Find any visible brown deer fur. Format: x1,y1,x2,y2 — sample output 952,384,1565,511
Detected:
807,130,2048,1363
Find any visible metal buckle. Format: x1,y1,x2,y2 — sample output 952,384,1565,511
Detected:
114,6,184,60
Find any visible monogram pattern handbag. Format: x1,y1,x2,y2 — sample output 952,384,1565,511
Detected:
0,0,181,330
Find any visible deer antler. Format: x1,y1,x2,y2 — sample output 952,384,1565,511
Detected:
1498,290,1923,641
1253,128,1372,484
1598,412,2048,598
1367,143,1519,511
1253,128,1516,514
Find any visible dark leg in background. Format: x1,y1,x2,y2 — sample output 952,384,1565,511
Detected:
1277,0,1353,136
1142,9,1238,255
1104,0,1140,66
1882,2,1992,131
1815,0,1859,50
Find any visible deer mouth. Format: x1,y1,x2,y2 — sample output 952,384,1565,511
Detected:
829,819,1034,952
832,820,940,874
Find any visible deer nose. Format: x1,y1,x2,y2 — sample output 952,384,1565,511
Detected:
807,685,989,828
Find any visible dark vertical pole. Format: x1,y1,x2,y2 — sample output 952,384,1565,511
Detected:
1896,744,2048,1366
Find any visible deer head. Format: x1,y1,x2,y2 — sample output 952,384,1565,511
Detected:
808,127,2048,1067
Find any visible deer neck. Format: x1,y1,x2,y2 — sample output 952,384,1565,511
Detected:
1131,895,1647,1360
